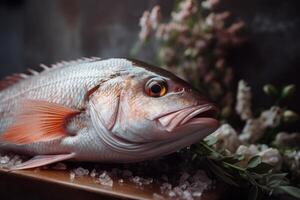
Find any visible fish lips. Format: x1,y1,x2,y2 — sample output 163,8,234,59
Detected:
157,104,219,138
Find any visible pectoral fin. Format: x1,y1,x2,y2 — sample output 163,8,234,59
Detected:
1,100,80,144
9,153,75,170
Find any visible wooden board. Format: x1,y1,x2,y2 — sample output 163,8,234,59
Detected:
0,168,221,200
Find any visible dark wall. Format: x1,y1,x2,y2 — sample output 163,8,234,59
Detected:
0,0,300,111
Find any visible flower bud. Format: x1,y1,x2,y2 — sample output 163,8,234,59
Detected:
283,110,299,123
263,84,278,97
281,84,295,99
221,106,231,118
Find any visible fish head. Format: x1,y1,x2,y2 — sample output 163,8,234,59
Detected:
89,59,219,148
115,61,219,144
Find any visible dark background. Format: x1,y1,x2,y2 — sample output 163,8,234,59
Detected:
0,0,300,112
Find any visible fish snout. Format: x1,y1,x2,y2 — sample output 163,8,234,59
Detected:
157,103,219,133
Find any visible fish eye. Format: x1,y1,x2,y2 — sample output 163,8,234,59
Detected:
145,78,168,97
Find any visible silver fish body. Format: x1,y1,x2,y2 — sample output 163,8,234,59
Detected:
0,58,219,168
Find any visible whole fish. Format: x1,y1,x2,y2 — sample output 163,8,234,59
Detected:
0,58,219,170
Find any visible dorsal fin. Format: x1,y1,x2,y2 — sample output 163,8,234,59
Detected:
0,57,101,91
50,57,101,69
0,73,25,90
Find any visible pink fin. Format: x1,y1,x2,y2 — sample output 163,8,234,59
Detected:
0,74,25,90
1,100,80,144
10,153,75,170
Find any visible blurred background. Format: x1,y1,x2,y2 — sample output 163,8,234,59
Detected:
0,0,300,112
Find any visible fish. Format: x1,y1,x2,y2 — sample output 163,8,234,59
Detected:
0,58,219,170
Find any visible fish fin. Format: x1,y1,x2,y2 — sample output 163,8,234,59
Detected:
0,57,102,91
51,57,101,68
9,153,75,170
0,73,25,91
1,100,80,144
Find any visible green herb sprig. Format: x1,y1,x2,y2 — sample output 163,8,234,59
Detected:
193,136,300,199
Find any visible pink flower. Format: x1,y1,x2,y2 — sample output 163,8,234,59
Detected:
150,6,161,29
172,0,198,22
201,0,220,10
139,11,152,41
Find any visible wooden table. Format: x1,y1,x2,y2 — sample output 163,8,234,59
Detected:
0,168,221,200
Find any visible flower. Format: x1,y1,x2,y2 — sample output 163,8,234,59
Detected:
211,124,241,153
158,47,176,64
259,106,281,128
139,6,162,42
236,145,259,158
150,6,161,29
172,0,198,22
283,150,300,174
274,132,300,148
239,104,282,143
236,145,282,170
205,12,230,29
239,119,265,143
139,11,152,41
201,0,220,10
258,148,282,170
236,80,252,121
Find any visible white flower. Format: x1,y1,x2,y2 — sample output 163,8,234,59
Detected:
284,150,300,172
274,132,300,147
236,144,259,158
259,106,281,128
235,80,252,121
236,145,282,170
239,119,265,143
211,124,240,153
258,148,282,170
239,106,282,143
235,144,259,167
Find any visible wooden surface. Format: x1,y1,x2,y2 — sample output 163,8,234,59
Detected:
0,168,221,200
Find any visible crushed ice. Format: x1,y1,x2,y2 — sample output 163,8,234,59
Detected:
0,153,213,199
0,153,23,168
159,170,212,199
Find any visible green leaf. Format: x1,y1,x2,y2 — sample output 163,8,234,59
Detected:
235,154,245,161
222,156,240,164
247,156,262,169
248,162,273,174
248,186,258,200
207,160,239,187
191,153,197,161
209,152,221,160
222,154,244,164
278,186,300,199
204,135,218,146
267,173,288,188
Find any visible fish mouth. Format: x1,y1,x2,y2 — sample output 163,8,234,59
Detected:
157,104,219,132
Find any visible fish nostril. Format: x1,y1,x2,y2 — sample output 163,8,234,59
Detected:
175,87,185,93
